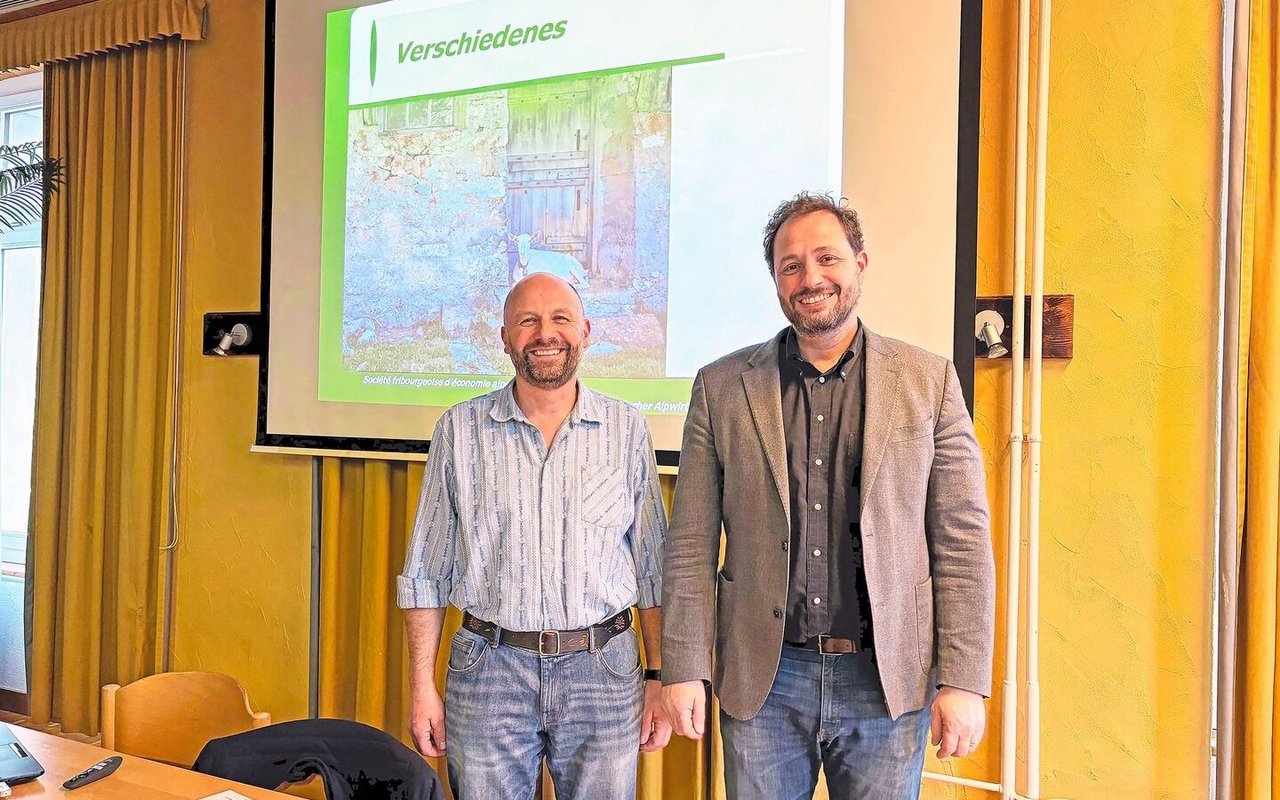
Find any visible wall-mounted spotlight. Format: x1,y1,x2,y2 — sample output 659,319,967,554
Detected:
975,309,1009,359
212,323,252,356
203,312,264,357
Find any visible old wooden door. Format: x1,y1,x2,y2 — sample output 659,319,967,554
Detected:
504,81,593,281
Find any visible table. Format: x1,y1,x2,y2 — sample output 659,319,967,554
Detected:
4,723,295,799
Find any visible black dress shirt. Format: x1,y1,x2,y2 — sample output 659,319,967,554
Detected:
779,325,875,647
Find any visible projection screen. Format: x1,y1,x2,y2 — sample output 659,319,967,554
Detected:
257,0,981,463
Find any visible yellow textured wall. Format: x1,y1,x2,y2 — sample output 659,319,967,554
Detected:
168,0,1218,794
923,1,1219,798
171,0,313,721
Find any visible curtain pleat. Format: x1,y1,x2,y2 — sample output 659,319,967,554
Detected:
0,0,206,71
1225,0,1280,797
27,37,185,735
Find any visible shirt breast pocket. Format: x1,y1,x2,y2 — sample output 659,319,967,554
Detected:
581,466,629,529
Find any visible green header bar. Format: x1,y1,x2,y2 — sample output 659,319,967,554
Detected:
351,52,724,110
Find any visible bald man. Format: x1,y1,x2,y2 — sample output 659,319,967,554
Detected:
398,274,672,799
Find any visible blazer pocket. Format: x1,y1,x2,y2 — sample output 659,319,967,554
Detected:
714,573,734,687
891,418,934,443
914,576,935,673
715,572,734,619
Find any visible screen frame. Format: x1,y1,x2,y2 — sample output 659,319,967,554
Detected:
254,0,983,466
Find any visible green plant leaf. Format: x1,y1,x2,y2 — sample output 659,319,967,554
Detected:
0,142,65,232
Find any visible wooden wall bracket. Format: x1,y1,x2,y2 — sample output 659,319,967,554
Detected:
974,294,1074,359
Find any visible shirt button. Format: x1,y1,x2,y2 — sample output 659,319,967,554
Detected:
782,541,789,551
817,414,825,422
813,549,822,557
814,502,822,511
815,458,823,466
813,597,822,605
841,371,847,378
819,376,826,384
773,608,782,618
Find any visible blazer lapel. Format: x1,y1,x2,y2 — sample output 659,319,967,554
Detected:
860,328,902,511
742,337,791,521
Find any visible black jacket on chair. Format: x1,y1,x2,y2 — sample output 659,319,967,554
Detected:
193,718,444,800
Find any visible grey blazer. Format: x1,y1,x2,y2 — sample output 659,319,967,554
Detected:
661,327,995,720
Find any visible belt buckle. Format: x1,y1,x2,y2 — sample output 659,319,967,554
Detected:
539,630,561,656
817,634,832,654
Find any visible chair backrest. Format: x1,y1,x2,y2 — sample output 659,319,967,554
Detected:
101,671,271,767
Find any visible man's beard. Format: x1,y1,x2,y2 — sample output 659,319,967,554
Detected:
783,283,859,337
512,340,581,389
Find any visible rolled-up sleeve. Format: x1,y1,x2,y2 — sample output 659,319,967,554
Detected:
627,412,667,608
397,416,458,609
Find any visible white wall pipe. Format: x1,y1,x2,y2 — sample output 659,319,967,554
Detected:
922,3,1049,797
923,770,1004,794
1025,0,1052,797
922,1,1053,796
921,771,1063,799
922,772,1070,800
1000,0,1033,797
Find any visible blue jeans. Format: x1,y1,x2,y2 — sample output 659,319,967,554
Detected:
444,625,643,800
721,647,932,800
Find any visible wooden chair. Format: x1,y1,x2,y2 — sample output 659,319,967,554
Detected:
101,671,271,768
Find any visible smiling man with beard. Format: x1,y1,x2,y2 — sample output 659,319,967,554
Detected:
398,273,671,798
661,193,995,799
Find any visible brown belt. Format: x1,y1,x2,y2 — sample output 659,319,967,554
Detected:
785,634,860,655
461,608,632,656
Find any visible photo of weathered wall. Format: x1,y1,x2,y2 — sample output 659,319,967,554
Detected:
341,66,672,377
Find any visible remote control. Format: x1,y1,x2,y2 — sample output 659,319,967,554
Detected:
62,755,123,790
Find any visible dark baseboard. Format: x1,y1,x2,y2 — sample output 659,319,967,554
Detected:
0,688,29,716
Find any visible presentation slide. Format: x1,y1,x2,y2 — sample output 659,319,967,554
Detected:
317,0,842,413
262,0,971,456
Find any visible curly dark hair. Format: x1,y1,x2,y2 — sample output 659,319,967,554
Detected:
762,192,865,274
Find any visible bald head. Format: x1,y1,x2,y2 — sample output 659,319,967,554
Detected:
503,273,584,324
500,273,591,390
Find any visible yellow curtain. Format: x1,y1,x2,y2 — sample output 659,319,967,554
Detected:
0,0,206,72
27,38,186,736
1231,0,1280,797
318,457,722,799
317,459,440,772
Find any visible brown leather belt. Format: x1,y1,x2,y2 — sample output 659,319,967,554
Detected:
461,608,632,656
785,634,860,655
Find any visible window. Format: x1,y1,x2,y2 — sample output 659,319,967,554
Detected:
0,71,42,711
379,96,464,132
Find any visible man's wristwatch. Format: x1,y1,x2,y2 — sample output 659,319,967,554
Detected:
643,668,662,682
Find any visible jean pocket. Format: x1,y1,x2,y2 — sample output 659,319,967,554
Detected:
596,628,642,680
447,629,488,674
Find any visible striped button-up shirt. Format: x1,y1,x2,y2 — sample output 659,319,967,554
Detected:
397,381,667,631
